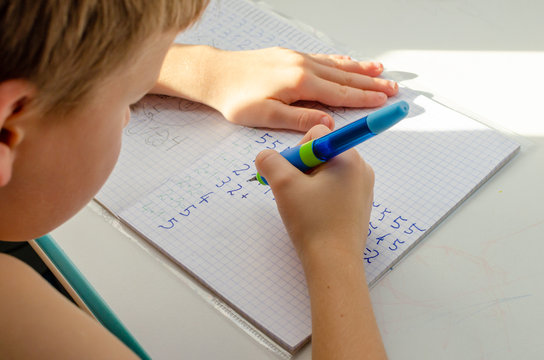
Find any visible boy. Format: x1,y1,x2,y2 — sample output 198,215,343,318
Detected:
0,0,397,358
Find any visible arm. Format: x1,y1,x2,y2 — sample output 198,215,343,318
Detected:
303,247,385,359
152,45,398,132
255,126,386,359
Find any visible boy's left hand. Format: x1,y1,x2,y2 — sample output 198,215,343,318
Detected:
153,45,398,132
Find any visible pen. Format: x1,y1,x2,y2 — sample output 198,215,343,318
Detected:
249,100,409,185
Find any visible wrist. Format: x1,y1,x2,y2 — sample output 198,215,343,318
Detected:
298,236,365,276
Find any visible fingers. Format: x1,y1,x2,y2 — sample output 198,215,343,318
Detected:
298,124,331,144
288,53,398,108
304,53,398,108
304,77,389,108
255,149,300,188
258,100,335,132
310,54,385,78
255,124,331,186
314,63,398,97
216,48,399,132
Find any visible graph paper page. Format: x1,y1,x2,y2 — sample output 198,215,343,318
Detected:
118,94,519,350
98,0,520,352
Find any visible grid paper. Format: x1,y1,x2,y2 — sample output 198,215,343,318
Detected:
97,0,521,352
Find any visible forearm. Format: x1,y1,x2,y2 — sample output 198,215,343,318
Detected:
302,245,386,360
151,44,219,104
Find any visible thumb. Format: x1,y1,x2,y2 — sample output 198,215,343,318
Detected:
266,101,335,132
255,149,300,187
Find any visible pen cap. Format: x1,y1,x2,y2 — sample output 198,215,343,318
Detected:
366,100,409,134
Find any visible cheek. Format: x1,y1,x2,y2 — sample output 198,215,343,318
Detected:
79,110,125,196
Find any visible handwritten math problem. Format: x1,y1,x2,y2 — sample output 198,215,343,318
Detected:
364,202,427,265
127,123,429,271
141,129,283,227
126,96,218,152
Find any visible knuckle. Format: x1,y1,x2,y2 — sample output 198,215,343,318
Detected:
343,73,354,86
365,162,375,185
328,85,351,107
272,172,293,189
286,50,307,67
291,67,308,87
337,84,349,98
358,157,375,186
286,68,310,99
328,57,342,69
296,111,310,131
255,149,276,169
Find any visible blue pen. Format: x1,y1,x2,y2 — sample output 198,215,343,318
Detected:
249,101,409,185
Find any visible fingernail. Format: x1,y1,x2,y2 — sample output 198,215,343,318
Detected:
321,116,331,128
390,81,398,90
373,62,383,70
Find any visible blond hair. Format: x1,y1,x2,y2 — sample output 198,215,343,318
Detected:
0,0,208,114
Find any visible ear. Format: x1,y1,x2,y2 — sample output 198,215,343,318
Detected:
0,79,36,187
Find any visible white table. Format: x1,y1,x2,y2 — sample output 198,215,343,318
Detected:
45,0,544,358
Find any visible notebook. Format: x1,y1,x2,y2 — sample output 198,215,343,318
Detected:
96,0,520,352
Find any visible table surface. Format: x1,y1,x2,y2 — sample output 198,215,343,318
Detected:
49,0,544,358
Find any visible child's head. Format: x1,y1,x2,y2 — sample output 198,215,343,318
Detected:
0,0,208,241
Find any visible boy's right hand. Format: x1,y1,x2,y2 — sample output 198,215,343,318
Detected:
257,125,387,359
254,125,375,264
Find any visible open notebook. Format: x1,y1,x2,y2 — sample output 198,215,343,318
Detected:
96,0,520,352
